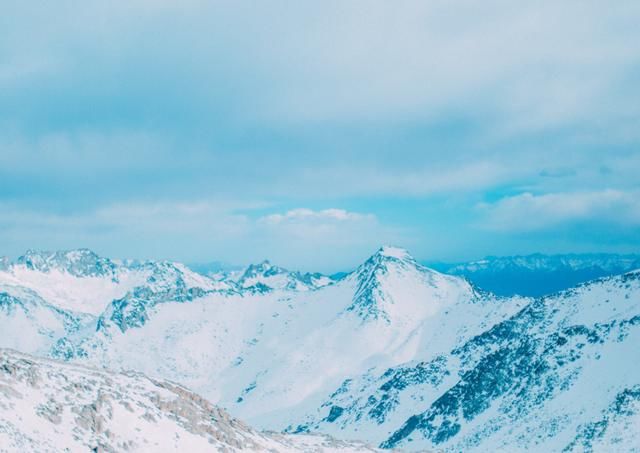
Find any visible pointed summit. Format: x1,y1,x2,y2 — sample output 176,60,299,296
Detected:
346,246,468,323
357,246,418,277
346,247,421,322
376,246,413,261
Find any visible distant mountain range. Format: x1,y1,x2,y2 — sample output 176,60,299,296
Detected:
0,247,639,451
190,252,640,298
427,253,640,297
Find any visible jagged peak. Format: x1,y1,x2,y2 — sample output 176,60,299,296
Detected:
15,248,116,278
233,259,334,292
240,260,288,279
246,259,281,271
20,247,99,259
17,247,107,265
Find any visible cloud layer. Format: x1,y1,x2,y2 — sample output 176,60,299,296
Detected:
0,1,639,267
479,190,640,232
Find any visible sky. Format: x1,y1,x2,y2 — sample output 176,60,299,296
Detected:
1,0,639,271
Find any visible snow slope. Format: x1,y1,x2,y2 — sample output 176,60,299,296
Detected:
379,270,640,451
0,284,94,356
0,349,382,452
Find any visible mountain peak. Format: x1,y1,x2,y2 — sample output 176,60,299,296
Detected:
361,246,417,273
235,260,333,292
347,246,424,322
241,260,285,278
375,246,413,261
16,248,116,278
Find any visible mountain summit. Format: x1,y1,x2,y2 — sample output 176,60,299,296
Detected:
346,246,472,324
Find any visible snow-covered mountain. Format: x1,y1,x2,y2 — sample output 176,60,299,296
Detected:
0,249,234,358
0,246,639,451
207,259,335,293
299,270,640,451
432,253,640,297
0,348,382,452
232,260,334,293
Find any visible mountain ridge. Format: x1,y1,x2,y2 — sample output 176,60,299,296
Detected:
0,247,638,451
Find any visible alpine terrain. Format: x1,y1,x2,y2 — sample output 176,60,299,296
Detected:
0,247,638,451
0,348,382,452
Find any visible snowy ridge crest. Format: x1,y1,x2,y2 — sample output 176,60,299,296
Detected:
16,249,117,279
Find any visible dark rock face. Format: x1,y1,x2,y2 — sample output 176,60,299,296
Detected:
0,292,23,314
326,406,345,422
565,386,640,451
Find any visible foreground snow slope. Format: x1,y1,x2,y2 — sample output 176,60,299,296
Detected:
0,348,383,452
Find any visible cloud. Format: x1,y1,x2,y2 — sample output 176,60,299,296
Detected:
478,190,640,232
2,1,639,138
0,2,639,263
0,202,401,271
255,208,406,269
260,208,373,225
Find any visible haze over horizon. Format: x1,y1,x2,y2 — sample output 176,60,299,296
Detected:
1,1,639,271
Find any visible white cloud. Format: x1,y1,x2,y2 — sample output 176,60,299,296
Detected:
259,208,373,225
254,208,406,269
0,203,403,270
478,190,640,232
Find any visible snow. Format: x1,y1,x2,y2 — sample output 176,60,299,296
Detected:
0,267,143,315
0,349,382,452
378,246,412,260
0,247,639,452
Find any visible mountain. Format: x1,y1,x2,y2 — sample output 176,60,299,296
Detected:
0,249,235,357
0,246,639,451
38,247,527,445
378,270,640,451
218,259,335,293
430,253,640,297
0,248,232,316
0,348,382,452
0,284,94,356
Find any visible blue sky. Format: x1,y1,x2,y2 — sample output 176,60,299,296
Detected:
1,1,639,271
